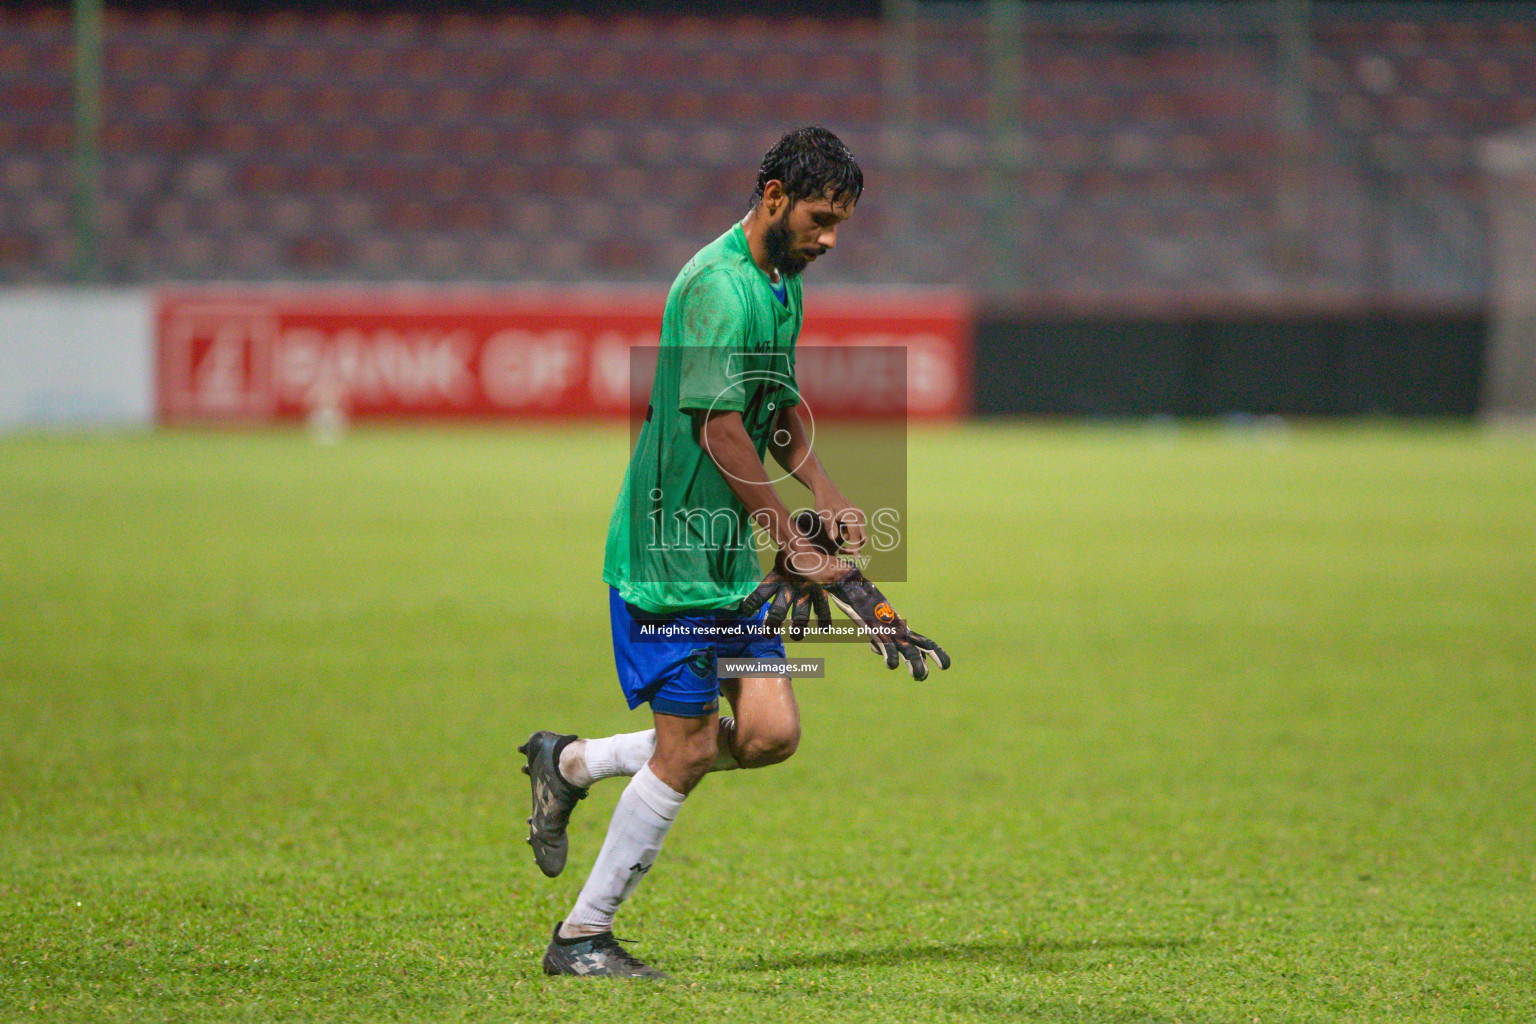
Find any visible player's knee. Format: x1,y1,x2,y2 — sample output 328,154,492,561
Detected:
739,722,800,768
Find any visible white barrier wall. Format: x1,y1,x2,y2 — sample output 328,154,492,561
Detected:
0,289,155,429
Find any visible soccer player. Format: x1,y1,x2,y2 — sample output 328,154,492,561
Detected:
522,126,948,979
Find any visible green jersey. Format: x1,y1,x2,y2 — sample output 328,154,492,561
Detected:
603,222,803,613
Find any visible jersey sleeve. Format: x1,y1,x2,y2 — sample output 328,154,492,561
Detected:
675,270,752,414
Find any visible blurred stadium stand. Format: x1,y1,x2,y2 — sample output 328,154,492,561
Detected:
3,1,1534,307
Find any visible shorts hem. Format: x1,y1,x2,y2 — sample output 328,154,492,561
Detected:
648,695,720,718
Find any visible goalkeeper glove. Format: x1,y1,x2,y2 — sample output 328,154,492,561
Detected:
740,510,841,640
740,552,833,642
821,566,951,681
740,513,952,679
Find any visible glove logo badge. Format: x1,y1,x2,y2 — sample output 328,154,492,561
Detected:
874,602,896,623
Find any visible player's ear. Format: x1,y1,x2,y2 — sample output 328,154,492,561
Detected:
761,180,787,216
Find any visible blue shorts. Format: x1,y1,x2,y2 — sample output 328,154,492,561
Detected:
609,588,787,717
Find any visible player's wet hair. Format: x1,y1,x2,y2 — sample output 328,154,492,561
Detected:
752,126,863,210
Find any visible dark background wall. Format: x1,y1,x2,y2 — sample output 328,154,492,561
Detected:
973,308,1485,418
6,0,887,13
6,0,1281,10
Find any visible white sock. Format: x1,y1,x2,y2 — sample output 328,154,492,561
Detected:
575,730,656,786
562,719,739,788
562,764,685,935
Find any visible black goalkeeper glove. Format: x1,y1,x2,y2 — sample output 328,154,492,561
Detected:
822,566,952,681
740,510,840,641
740,513,952,679
752,573,832,642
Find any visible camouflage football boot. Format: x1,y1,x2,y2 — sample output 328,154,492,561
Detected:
518,731,588,878
542,924,668,979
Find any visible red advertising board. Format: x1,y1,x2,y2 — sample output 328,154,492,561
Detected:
155,288,971,423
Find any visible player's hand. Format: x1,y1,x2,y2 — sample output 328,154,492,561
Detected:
812,486,866,556
740,510,839,638
822,567,952,681
780,508,848,585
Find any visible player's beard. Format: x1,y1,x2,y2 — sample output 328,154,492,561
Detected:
764,207,811,278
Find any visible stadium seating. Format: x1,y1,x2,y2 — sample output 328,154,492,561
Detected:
1,4,1531,299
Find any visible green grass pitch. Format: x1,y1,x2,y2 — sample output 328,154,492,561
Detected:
2,422,1534,1023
